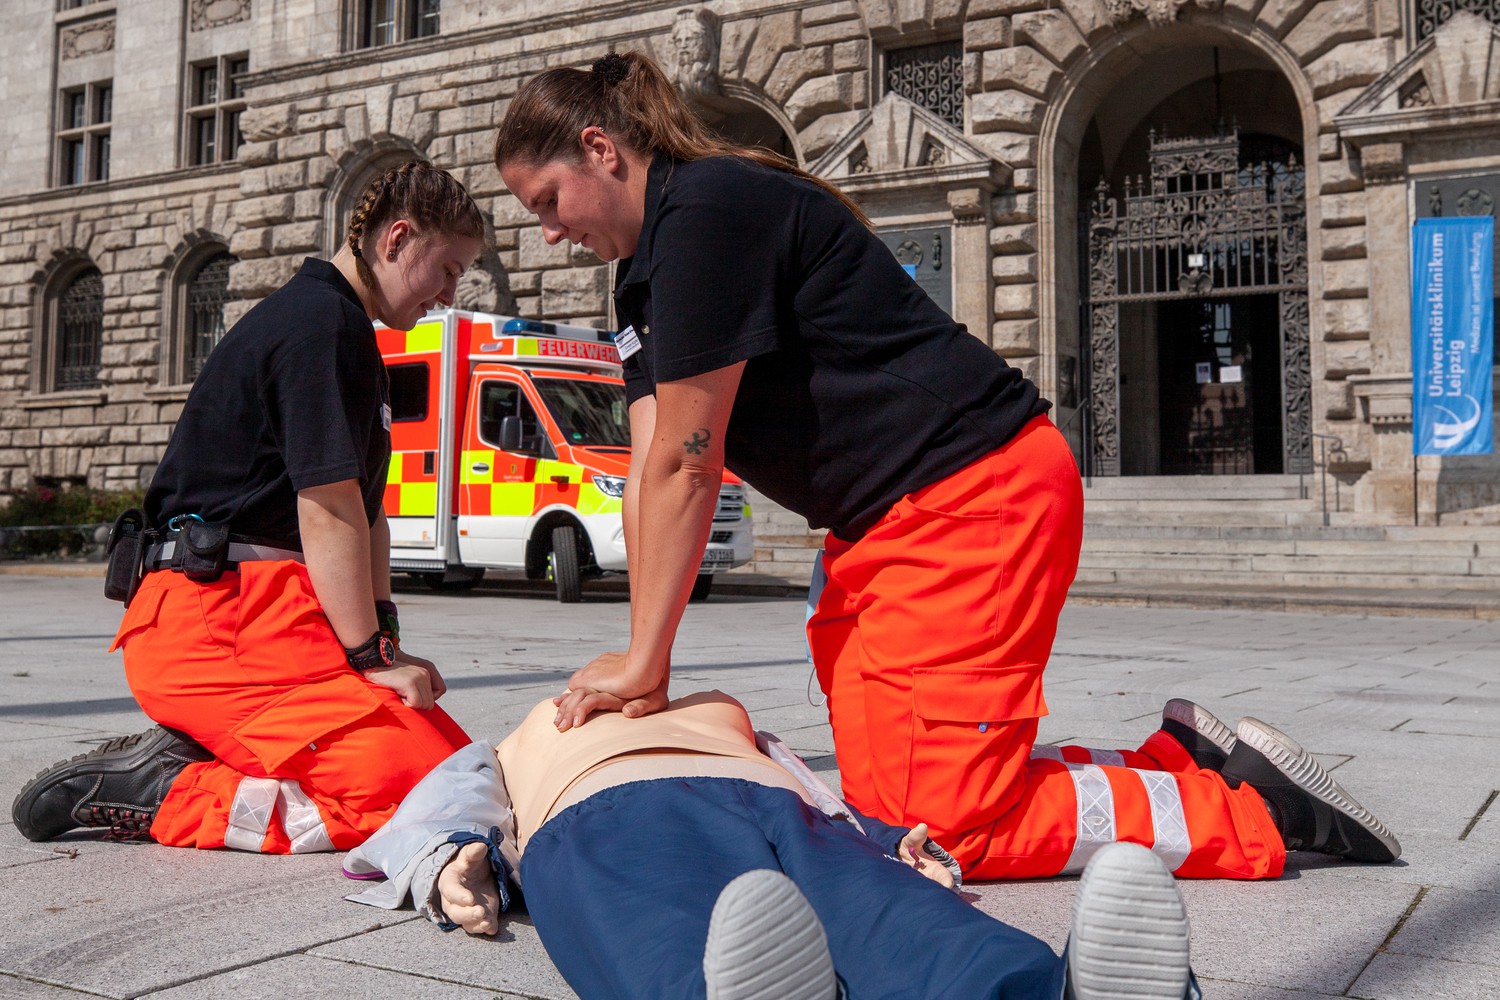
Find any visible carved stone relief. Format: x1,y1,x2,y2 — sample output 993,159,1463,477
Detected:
1104,0,1224,28
1399,76,1434,108
61,18,114,60
454,263,517,315
668,7,721,103
190,0,252,32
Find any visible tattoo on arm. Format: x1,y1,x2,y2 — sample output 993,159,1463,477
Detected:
683,428,711,455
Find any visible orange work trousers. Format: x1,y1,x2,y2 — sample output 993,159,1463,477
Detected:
112,560,470,853
807,416,1284,880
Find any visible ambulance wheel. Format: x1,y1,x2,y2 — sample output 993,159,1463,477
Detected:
549,524,583,603
690,574,713,602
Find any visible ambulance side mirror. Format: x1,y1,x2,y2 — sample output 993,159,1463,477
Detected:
500,415,526,453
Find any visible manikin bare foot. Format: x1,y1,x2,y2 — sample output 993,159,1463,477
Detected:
436,841,501,936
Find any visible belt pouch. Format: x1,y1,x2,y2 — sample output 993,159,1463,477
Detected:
104,509,148,606
178,520,231,583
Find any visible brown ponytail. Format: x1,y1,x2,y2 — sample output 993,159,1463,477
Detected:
494,51,871,228
345,160,486,288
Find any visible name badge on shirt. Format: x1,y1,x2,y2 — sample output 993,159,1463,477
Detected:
614,325,642,361
380,403,392,431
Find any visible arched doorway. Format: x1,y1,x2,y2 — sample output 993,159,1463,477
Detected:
1047,36,1312,478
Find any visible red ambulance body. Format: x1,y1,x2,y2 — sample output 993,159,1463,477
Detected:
377,310,754,601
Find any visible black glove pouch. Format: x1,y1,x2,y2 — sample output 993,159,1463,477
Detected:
104,508,148,606
178,520,231,583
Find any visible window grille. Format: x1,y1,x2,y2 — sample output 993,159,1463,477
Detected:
1414,0,1500,40
186,253,234,378
57,268,103,390
884,41,963,129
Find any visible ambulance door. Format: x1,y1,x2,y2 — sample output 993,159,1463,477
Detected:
455,374,546,567
382,320,450,570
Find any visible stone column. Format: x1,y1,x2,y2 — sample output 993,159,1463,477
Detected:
1350,142,1424,522
947,187,993,347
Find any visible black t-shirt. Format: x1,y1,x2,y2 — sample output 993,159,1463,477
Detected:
617,154,1048,540
146,258,390,548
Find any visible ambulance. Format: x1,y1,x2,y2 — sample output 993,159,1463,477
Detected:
377,309,754,602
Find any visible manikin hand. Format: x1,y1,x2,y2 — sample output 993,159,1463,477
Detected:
899,823,957,889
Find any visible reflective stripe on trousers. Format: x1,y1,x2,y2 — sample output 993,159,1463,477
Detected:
1030,745,1193,874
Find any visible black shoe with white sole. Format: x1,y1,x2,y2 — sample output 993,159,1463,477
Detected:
1160,699,1238,772
1065,842,1194,1000
12,726,213,841
1220,717,1401,864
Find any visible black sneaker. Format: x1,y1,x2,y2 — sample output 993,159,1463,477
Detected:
11,726,213,841
1160,699,1237,772
1220,717,1401,863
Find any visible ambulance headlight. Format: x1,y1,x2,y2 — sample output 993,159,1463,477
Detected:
591,475,626,498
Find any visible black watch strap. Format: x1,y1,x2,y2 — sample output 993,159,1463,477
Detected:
345,630,395,672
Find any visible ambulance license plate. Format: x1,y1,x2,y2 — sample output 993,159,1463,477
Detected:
699,547,733,573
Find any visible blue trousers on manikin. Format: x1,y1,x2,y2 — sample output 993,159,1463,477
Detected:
519,777,1065,1000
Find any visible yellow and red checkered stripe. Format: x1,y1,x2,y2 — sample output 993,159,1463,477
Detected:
385,450,438,516
458,451,621,517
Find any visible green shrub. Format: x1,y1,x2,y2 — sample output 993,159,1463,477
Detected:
0,484,146,558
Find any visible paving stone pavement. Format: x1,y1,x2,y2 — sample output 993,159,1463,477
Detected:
1,571,1497,999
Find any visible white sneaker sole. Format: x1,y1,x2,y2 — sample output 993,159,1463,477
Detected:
703,869,836,1000
1235,717,1401,862
1161,699,1237,757
1069,843,1190,1000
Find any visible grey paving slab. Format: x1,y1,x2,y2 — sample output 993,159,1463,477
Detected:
1350,952,1500,999
1173,872,1419,995
143,954,524,1000
313,914,576,999
1191,980,1338,999
4,574,1500,998
0,975,95,1000
0,840,411,999
1383,886,1500,967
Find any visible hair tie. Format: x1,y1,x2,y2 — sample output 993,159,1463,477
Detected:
592,53,630,87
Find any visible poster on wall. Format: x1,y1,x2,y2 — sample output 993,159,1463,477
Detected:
1411,217,1494,455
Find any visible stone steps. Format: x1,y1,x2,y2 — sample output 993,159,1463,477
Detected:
739,481,1500,593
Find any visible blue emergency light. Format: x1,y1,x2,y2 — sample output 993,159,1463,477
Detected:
503,318,556,335
502,317,616,343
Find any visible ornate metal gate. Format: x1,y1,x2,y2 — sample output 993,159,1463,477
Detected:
1084,128,1311,475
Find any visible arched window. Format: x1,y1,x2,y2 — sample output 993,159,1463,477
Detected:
185,252,235,378
55,267,103,390
324,144,426,258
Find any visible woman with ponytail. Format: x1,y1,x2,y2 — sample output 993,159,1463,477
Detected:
490,53,1357,895
14,161,485,854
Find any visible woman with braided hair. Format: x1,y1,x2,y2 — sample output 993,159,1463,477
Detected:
13,161,485,853
492,52,1401,898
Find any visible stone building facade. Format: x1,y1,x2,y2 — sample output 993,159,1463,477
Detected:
2,0,1499,540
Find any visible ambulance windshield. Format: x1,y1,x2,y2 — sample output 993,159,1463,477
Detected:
534,377,631,448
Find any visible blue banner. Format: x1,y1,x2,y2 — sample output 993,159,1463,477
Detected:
1412,217,1494,455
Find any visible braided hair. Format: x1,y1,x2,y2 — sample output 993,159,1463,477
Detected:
345,160,486,288
494,51,870,228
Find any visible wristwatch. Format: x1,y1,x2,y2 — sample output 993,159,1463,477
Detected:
345,631,397,672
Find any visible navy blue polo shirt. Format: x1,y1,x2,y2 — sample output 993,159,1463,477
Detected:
617,154,1048,540
146,257,390,548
